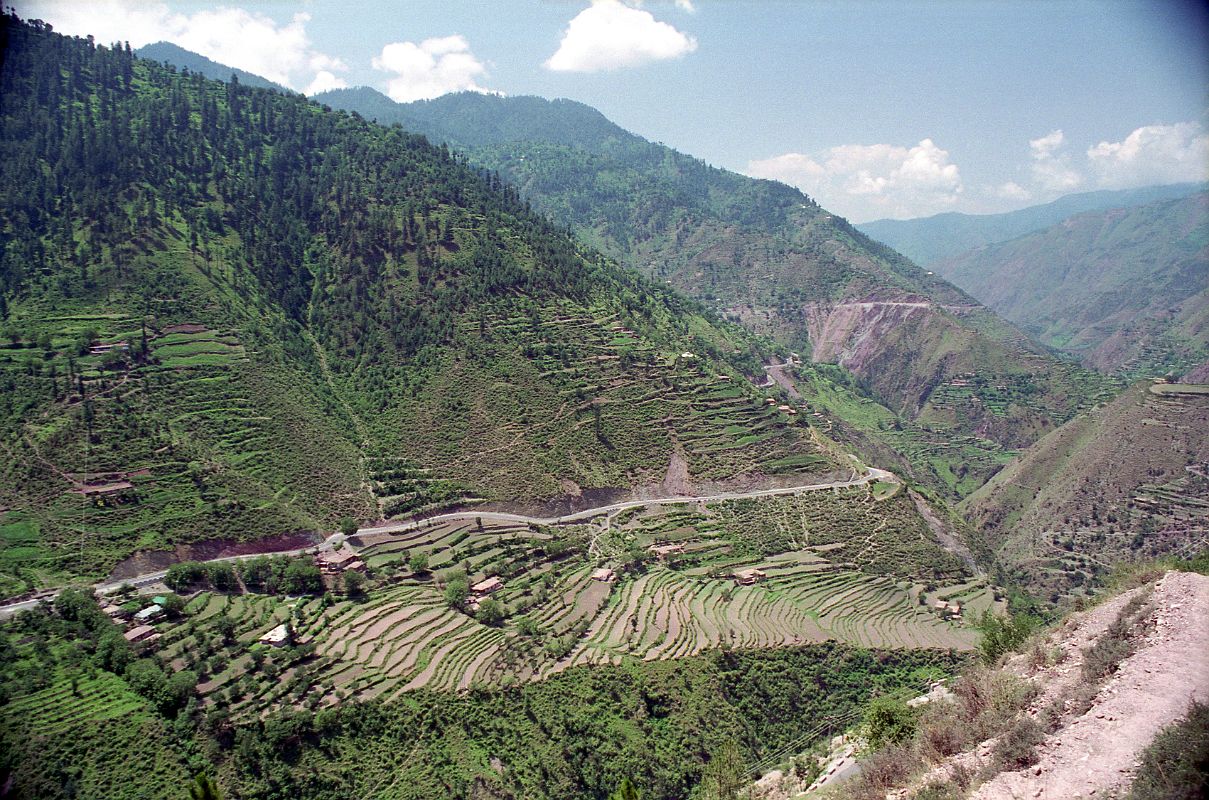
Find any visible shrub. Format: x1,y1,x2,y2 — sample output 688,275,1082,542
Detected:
917,702,966,761
409,552,429,574
847,745,915,800
864,694,916,749
993,717,1043,771
1128,702,1209,800
977,610,1036,664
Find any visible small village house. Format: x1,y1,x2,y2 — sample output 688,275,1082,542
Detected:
315,548,365,575
134,604,163,623
648,543,685,561
733,568,767,586
591,567,615,582
123,625,159,644
259,623,291,647
471,577,504,597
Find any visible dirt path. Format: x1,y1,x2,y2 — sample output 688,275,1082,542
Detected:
764,360,803,399
0,467,897,619
972,570,1209,800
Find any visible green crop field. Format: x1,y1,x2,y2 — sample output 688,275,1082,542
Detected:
120,480,984,718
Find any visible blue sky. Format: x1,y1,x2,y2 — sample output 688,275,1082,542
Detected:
20,0,1209,222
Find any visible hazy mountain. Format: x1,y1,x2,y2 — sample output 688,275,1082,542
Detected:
135,41,287,91
931,193,1209,376
857,182,1207,266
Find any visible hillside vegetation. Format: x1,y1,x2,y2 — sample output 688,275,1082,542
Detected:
962,382,1209,598
304,88,1118,499
932,193,1209,376
0,17,847,594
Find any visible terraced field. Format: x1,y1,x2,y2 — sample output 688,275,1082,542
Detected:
148,480,980,716
348,299,838,509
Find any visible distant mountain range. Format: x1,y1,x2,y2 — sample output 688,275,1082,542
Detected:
858,183,1207,266
932,193,1209,376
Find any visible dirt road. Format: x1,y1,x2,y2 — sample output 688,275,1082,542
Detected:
0,466,895,619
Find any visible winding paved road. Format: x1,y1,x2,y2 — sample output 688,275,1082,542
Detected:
0,465,894,620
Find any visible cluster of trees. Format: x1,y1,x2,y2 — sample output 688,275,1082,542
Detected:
164,555,323,596
0,589,197,717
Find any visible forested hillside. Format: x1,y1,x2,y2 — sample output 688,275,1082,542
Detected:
0,17,840,595
314,88,1114,496
932,193,1209,376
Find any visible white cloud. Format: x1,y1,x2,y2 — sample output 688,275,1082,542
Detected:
1029,129,1065,159
22,1,347,94
304,70,347,96
1086,122,1209,189
1028,129,1083,193
371,35,490,103
674,0,697,12
545,0,697,73
994,181,1032,202
746,139,963,221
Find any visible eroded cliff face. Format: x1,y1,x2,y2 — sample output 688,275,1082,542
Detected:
801,296,1096,451
805,297,968,369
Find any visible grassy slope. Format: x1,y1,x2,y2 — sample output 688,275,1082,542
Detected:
932,193,1209,376
963,382,1209,596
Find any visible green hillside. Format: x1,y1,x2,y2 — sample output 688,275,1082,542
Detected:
312,89,1116,497
0,18,842,595
963,381,1209,598
932,193,1209,376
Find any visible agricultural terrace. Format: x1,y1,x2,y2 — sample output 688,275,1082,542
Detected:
0,228,369,597
349,297,838,514
136,481,983,717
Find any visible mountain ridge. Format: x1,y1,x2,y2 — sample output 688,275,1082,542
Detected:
931,192,1209,376
857,182,1208,265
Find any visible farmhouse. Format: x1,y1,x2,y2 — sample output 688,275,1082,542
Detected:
649,543,685,560
100,603,128,620
591,567,615,582
933,599,949,610
259,623,291,647
123,625,159,644
471,577,504,597
316,548,365,575
134,604,163,623
733,568,767,586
